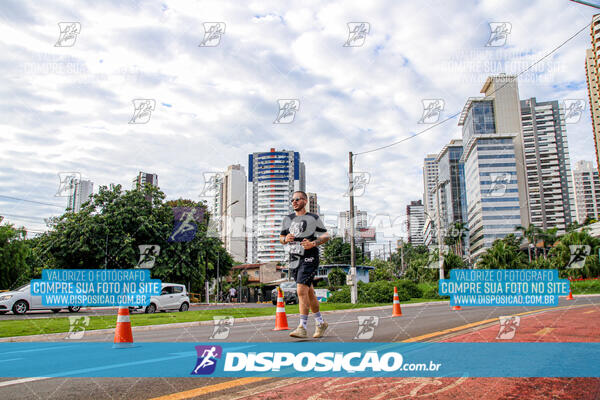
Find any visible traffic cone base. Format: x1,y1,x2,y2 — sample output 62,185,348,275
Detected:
113,306,136,348
566,290,574,300
273,287,290,330
392,287,402,317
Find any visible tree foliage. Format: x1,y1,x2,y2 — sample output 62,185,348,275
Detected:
322,237,362,265
29,184,233,293
0,224,30,290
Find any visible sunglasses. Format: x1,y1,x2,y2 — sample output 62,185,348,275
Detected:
291,198,305,202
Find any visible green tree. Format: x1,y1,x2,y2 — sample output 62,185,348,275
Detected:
327,268,346,287
548,229,600,279
0,224,30,290
516,224,542,261
322,237,362,264
444,221,468,256
31,184,233,293
478,234,527,269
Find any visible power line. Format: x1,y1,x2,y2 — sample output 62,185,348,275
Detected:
0,194,64,208
355,21,592,156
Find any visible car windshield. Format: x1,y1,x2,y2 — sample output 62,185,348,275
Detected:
14,284,30,292
280,282,296,289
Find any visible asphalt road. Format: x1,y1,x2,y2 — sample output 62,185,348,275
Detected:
0,296,598,400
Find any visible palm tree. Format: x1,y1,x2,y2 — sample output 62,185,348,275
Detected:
444,221,468,257
478,234,527,269
515,224,541,262
539,227,559,258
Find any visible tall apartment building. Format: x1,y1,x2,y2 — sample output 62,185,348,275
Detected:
585,14,600,174
247,148,305,263
423,154,439,217
520,98,575,233
135,171,158,202
572,160,600,223
212,164,247,263
338,207,368,242
307,192,320,215
67,179,93,212
459,75,529,259
407,200,425,245
135,172,158,188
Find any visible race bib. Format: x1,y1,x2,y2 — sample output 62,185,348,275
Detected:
287,242,305,256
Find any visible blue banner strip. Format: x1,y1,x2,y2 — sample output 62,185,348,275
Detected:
0,343,598,378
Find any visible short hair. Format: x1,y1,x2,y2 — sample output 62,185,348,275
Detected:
293,190,308,200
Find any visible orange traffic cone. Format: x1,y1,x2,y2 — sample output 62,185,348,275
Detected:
392,287,402,317
113,306,135,348
273,287,289,331
566,290,574,300
452,305,462,311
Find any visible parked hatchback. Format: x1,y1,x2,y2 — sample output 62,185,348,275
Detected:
130,283,190,313
271,281,298,305
0,284,81,315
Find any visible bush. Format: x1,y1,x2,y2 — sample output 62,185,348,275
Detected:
420,285,449,299
394,279,422,299
328,286,351,303
327,281,411,303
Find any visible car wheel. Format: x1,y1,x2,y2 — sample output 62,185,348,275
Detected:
51,309,61,313
68,306,81,313
0,311,7,315
12,300,28,315
145,303,157,314
272,300,277,305
179,302,189,312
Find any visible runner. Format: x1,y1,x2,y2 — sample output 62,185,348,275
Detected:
280,191,330,338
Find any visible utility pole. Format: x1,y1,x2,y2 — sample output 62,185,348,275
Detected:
388,241,392,261
215,200,239,304
348,152,358,304
434,180,449,280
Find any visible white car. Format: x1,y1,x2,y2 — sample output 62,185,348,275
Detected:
0,284,81,315
130,283,190,314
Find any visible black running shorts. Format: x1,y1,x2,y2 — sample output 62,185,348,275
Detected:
291,255,319,287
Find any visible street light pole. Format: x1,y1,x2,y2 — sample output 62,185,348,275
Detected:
348,152,358,304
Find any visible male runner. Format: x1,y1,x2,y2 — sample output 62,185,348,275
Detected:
280,191,330,338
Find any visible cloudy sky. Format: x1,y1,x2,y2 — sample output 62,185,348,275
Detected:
0,0,597,251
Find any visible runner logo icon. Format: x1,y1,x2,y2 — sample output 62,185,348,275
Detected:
191,345,222,375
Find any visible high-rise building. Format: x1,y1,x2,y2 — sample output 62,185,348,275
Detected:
338,207,368,242
585,14,600,174
135,172,158,188
213,164,247,263
67,179,93,212
247,148,305,263
422,154,439,217
436,139,469,254
135,171,158,202
459,75,529,260
520,98,576,234
307,192,320,215
436,139,467,227
572,160,600,223
407,200,425,245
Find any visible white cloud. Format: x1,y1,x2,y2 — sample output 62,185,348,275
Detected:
0,0,596,249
